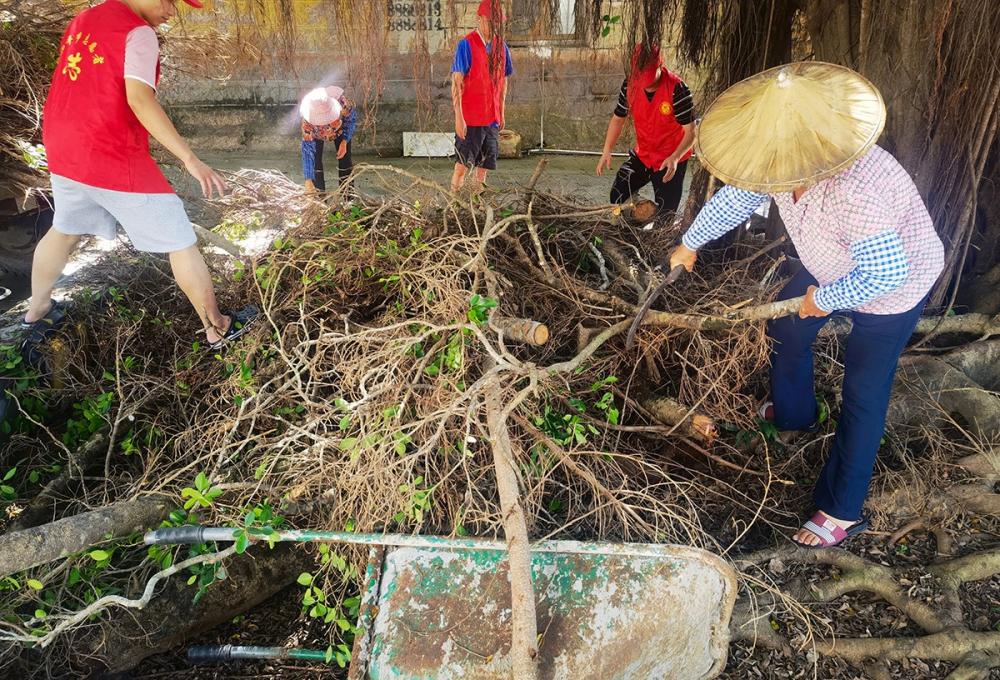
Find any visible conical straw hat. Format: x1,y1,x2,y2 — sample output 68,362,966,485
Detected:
694,61,886,193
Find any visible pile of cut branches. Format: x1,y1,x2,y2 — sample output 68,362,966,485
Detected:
1,167,999,677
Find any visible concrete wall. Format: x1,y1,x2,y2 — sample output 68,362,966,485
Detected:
160,0,634,156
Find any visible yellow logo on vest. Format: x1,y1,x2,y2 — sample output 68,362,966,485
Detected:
60,32,105,81
659,101,672,115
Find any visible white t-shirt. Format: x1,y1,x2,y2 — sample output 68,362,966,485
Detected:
123,25,159,90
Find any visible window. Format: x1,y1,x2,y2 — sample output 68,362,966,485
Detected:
509,0,579,42
555,0,576,35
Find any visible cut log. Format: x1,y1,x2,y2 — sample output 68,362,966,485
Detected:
493,317,550,346
0,495,171,578
625,199,659,224
643,396,717,444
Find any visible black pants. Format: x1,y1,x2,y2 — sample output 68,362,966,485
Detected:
610,152,687,219
313,139,354,192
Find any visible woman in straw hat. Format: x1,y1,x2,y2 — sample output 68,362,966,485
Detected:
669,62,944,548
300,85,357,193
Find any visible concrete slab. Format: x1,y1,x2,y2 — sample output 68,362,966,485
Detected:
402,132,455,157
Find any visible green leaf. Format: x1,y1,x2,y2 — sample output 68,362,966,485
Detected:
26,579,44,591
325,645,334,663
34,609,47,620
338,437,359,452
296,572,313,586
234,533,250,554
88,549,110,562
3,467,15,481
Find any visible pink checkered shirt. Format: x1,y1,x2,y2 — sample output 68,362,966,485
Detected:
684,145,944,314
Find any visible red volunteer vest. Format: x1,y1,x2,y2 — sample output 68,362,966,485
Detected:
43,0,172,193
628,69,693,170
461,30,506,127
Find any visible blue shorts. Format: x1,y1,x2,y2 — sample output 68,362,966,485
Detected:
455,126,499,170
50,174,196,253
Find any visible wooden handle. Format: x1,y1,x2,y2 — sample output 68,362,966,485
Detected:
625,266,686,350
665,264,686,285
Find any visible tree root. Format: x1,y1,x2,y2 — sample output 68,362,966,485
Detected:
85,543,310,673
812,629,1000,665
0,495,171,578
733,544,1000,670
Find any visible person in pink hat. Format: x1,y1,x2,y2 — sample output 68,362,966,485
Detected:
300,85,358,193
450,0,512,192
28,0,257,355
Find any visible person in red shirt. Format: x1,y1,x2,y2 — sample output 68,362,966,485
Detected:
26,0,257,351
450,0,512,193
596,45,696,224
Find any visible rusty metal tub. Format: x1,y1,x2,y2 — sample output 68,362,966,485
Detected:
349,538,737,680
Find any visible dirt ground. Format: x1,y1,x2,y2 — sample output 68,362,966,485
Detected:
199,151,685,206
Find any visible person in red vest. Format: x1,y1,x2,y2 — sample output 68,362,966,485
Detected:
450,0,513,193
25,0,257,351
596,45,696,223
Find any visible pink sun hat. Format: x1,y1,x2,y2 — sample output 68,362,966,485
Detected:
299,86,344,126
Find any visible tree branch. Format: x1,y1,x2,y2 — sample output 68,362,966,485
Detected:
2,545,238,648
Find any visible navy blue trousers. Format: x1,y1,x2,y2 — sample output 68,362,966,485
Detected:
767,269,925,521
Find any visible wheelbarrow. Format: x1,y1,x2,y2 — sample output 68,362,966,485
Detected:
146,527,738,679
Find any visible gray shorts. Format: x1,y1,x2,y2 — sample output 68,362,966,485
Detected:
50,174,196,253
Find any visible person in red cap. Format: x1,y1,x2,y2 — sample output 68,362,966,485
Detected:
26,0,257,352
450,0,513,193
596,45,696,224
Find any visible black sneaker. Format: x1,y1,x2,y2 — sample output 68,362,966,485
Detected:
20,299,65,332
208,305,259,350
20,300,68,369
